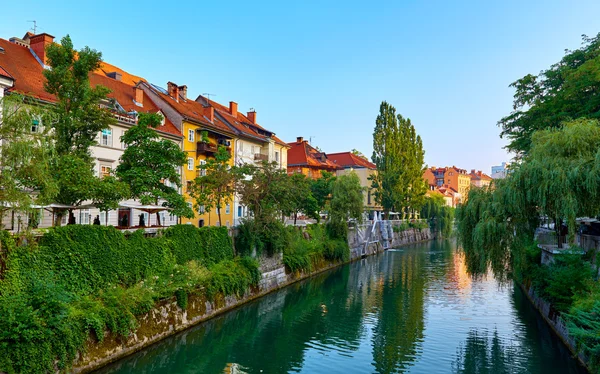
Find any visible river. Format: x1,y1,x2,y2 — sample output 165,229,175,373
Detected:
96,240,586,374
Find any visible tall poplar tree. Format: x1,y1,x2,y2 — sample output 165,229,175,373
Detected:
371,102,426,217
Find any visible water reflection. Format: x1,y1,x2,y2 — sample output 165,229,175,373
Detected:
96,240,585,374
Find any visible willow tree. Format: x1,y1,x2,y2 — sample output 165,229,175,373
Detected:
371,101,426,218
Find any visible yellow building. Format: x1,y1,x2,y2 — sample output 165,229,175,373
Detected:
142,82,236,227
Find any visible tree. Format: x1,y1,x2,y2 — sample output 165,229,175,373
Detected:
44,35,115,162
310,171,336,216
189,145,234,226
116,113,193,224
282,173,320,225
371,101,426,218
0,94,57,227
92,175,130,225
499,33,600,158
351,148,369,161
420,194,454,238
329,172,364,226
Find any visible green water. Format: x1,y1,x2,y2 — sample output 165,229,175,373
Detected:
96,240,587,373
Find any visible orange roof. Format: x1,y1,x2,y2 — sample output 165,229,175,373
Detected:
197,96,288,147
327,152,376,170
287,139,343,170
0,38,55,102
469,170,493,181
95,61,146,86
0,37,180,138
145,85,235,136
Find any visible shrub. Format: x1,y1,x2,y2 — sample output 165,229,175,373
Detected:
323,239,350,262
164,224,233,265
532,253,593,313
205,258,260,299
235,219,261,257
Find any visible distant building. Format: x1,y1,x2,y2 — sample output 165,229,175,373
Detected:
328,152,382,215
491,162,509,179
423,166,470,204
287,137,342,179
469,170,493,188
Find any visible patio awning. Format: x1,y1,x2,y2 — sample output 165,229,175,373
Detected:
118,203,172,214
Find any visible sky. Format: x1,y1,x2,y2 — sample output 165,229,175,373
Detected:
2,0,600,174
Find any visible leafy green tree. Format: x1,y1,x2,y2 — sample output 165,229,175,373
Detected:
371,101,426,217
420,194,454,238
51,155,98,224
44,35,115,162
92,175,130,225
282,173,319,224
0,94,57,225
116,113,193,224
190,146,234,226
329,172,364,226
310,171,336,216
499,33,600,158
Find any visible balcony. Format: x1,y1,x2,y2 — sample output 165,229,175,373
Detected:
254,153,269,162
197,142,218,155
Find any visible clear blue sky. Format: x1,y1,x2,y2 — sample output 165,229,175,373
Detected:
2,0,600,173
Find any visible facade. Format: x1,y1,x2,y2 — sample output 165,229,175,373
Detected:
287,137,342,179
424,166,470,204
195,97,289,226
469,169,493,188
328,152,382,214
491,162,509,179
0,32,184,229
141,82,236,228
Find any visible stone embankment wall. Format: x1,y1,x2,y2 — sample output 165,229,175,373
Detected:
520,283,590,371
73,223,432,373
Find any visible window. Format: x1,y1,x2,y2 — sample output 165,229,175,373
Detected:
79,209,91,225
225,204,230,214
239,142,244,153
186,181,192,192
238,206,242,217
170,214,177,222
101,129,112,146
31,119,40,133
368,190,371,205
199,160,207,176
159,211,166,226
99,164,112,178
198,219,205,227
188,129,195,142
199,205,205,214
120,130,127,149
187,158,194,171
275,151,280,164
100,211,110,225
251,145,256,154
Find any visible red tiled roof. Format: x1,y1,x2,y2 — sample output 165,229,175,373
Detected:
90,74,180,137
198,96,288,147
0,65,12,80
469,170,493,181
287,140,343,170
95,61,146,86
0,38,55,102
327,152,376,170
0,37,180,137
147,87,234,136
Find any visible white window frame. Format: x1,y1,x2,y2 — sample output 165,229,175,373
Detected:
225,204,230,214
101,128,113,147
187,158,194,171
79,209,91,225
99,163,112,178
100,211,110,225
188,129,195,142
120,129,127,149
199,159,207,176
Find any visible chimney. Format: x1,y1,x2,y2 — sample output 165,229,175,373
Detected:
205,106,214,122
134,85,143,105
29,33,54,66
178,85,187,100
297,136,303,143
471,169,475,174
167,82,179,102
107,71,122,81
247,110,256,124
229,101,238,116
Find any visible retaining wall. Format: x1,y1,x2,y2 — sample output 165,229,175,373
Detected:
73,224,432,373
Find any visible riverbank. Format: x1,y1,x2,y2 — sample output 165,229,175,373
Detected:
520,282,591,372
73,226,432,373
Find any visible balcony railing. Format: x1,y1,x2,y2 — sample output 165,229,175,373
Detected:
254,153,269,161
197,142,218,154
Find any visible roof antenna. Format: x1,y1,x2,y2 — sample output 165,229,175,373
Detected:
28,20,38,34
202,93,215,106
309,136,316,144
